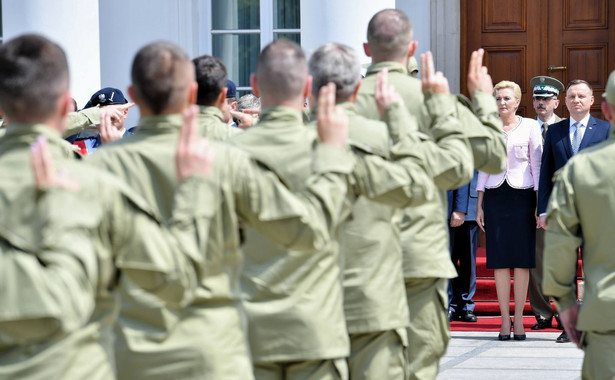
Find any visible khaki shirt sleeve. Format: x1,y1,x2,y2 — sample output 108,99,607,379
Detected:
465,90,507,174
64,107,101,137
543,167,582,311
0,189,98,345
392,93,473,190
235,143,353,252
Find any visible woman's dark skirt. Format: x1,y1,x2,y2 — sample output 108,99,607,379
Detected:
484,181,536,269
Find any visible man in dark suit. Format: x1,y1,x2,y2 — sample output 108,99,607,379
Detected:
447,171,480,322
538,79,611,342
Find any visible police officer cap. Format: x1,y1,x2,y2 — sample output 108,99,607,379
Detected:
83,87,128,109
603,70,615,105
530,76,564,98
227,79,237,99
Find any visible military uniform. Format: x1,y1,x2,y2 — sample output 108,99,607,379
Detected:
356,61,506,380
543,130,615,379
197,105,242,140
341,93,473,380
228,103,443,379
530,113,562,325
0,124,213,380
86,113,353,380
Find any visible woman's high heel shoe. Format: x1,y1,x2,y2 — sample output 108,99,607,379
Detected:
513,317,526,340
498,318,512,340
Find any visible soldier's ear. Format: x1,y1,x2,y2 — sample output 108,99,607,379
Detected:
407,40,418,58
187,81,198,105
250,74,260,97
303,75,313,100
363,43,371,57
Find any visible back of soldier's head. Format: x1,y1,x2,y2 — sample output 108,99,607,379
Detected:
131,41,194,114
193,55,228,107
256,39,307,103
309,42,361,101
367,9,413,61
0,34,69,123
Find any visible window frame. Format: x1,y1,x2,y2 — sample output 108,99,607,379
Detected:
200,0,301,93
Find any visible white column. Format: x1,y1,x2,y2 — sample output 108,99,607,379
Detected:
301,0,396,65
2,0,101,108
98,0,197,127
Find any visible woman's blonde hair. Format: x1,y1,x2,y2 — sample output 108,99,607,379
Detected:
494,80,522,100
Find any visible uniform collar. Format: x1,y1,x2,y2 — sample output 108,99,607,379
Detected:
135,113,184,133
198,105,225,122
1,123,77,158
365,61,408,77
259,106,303,125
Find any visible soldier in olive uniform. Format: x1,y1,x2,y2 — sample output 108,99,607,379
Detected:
357,9,507,380
307,43,472,379
193,55,243,140
0,33,217,380
543,70,615,379
86,41,354,380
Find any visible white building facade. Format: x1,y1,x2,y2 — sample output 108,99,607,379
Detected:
0,0,459,127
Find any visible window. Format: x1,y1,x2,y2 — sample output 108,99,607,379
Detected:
203,0,300,96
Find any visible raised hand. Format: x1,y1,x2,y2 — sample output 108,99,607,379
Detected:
467,48,494,97
31,136,80,192
375,68,404,117
99,102,134,128
176,105,215,181
420,51,449,94
99,112,124,144
316,83,348,149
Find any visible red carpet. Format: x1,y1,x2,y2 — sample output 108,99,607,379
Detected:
450,315,562,332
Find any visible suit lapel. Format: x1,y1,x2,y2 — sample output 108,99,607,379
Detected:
559,118,573,158
578,116,597,151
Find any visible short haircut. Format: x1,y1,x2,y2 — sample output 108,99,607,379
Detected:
236,94,261,112
494,80,522,100
131,41,193,114
256,39,307,103
309,42,361,100
192,55,228,106
567,79,593,94
367,9,413,61
0,34,69,122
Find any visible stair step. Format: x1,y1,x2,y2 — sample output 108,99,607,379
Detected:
473,301,533,316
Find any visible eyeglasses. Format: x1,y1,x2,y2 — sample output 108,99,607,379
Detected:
533,96,555,101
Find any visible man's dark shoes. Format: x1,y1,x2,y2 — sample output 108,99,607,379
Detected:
556,331,570,343
447,310,454,322
531,318,553,330
457,310,477,323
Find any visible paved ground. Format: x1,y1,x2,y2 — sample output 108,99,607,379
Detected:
437,331,584,379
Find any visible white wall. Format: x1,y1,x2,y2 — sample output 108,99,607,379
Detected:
301,0,396,66
395,0,431,64
98,0,198,128
2,0,101,108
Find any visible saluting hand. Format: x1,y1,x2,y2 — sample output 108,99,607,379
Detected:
99,102,134,128
316,83,348,149
176,105,215,181
31,136,80,192
375,68,404,117
99,112,124,144
420,51,449,94
467,48,494,97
